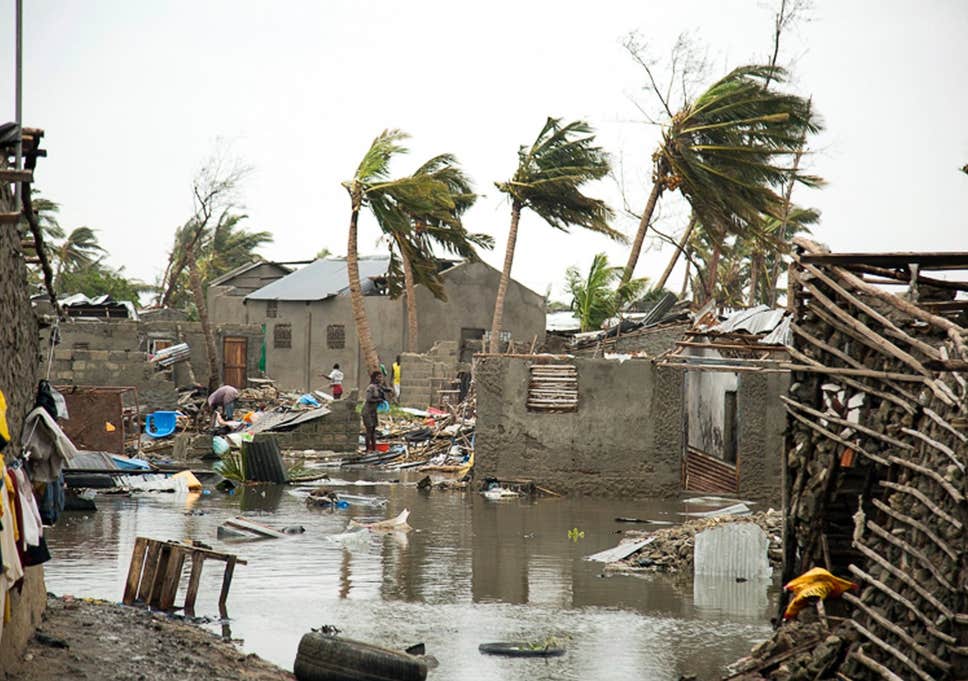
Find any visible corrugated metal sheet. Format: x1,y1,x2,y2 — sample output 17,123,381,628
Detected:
682,447,738,493
694,523,772,579
246,257,389,301
713,305,787,335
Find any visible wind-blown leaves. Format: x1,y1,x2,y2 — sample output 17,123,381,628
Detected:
496,118,623,242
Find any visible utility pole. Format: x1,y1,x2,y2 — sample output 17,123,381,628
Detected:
14,0,23,206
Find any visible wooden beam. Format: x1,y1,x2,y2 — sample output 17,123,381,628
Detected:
801,251,968,268
0,168,32,182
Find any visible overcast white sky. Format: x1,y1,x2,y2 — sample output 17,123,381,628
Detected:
2,1,966,302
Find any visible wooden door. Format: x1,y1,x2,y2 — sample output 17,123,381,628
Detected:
222,337,247,388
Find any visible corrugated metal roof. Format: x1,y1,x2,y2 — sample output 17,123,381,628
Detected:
245,257,390,302
713,305,787,335
209,260,291,287
546,310,581,332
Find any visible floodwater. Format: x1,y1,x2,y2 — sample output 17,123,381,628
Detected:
43,467,777,680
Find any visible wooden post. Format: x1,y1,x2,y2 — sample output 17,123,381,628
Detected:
123,537,148,605
218,556,237,612
147,545,172,608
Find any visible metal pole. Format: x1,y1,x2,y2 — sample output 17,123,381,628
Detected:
14,0,24,206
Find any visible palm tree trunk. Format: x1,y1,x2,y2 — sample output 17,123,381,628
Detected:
489,200,521,353
706,237,722,305
398,234,419,353
679,257,691,298
187,244,220,392
654,214,697,292
347,189,380,375
748,251,760,307
621,181,663,284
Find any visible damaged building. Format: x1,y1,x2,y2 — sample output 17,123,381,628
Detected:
240,256,546,392
475,306,792,501
732,239,967,681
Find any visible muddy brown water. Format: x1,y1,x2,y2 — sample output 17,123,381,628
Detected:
43,466,777,680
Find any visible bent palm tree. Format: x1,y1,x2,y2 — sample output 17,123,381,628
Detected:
622,65,822,284
343,130,458,374
387,154,492,352
490,118,622,353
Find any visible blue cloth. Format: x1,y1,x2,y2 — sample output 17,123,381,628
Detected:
38,472,65,526
224,400,236,420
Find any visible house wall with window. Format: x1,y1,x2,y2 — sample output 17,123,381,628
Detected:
475,355,785,500
250,260,546,393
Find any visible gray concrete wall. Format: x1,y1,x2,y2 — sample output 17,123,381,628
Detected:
736,371,788,502
208,262,290,327
0,183,46,665
252,395,359,452
399,342,459,408
410,261,546,354
475,356,684,497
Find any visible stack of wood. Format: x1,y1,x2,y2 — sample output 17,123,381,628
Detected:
526,363,578,412
772,238,967,681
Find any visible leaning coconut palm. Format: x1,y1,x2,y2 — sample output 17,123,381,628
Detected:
53,227,106,289
622,65,822,285
566,252,647,332
490,118,622,353
343,130,458,373
386,154,492,352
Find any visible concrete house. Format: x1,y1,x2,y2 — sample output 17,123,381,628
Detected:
206,261,292,326
243,256,546,392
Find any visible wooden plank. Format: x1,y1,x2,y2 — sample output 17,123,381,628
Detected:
158,548,186,611
0,169,32,182
218,557,237,610
137,541,162,603
800,251,968,268
183,553,205,616
147,545,172,608
123,538,149,605
0,211,23,224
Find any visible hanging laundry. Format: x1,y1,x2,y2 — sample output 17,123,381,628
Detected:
0,454,25,639
0,390,9,452
21,407,77,482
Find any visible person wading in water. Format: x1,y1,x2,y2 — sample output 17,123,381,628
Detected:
362,371,386,452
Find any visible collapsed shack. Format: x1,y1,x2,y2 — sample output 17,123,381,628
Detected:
731,239,967,681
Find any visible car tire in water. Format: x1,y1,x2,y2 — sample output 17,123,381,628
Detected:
293,632,428,681
478,641,567,658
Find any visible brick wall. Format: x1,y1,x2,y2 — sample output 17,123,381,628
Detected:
253,395,359,452
50,347,178,411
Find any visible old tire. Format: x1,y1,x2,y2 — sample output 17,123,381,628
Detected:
478,641,566,658
293,632,427,681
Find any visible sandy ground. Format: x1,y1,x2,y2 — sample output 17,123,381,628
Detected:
4,596,293,681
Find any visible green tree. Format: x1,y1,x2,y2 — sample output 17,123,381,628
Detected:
343,130,460,374
490,117,623,352
58,263,153,303
566,253,647,332
386,154,492,352
622,65,822,289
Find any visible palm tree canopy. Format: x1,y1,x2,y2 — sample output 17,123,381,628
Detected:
567,252,647,332
496,118,624,242
56,226,106,272
660,65,823,235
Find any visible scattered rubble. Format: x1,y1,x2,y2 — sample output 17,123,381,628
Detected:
607,510,783,576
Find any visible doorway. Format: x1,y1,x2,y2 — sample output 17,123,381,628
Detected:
222,336,248,388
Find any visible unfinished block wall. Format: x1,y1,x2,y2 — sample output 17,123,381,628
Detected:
399,341,459,408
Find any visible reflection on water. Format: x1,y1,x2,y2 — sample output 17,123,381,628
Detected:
44,469,774,680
